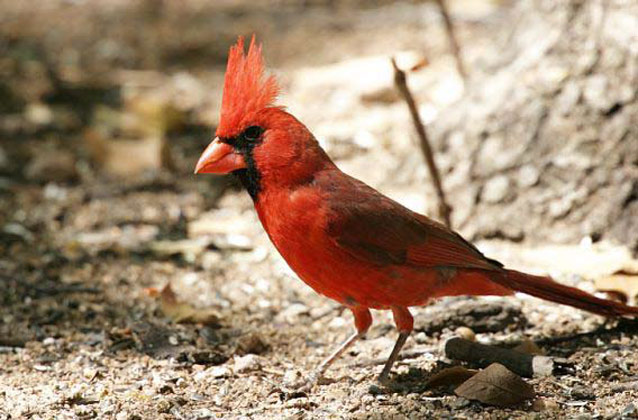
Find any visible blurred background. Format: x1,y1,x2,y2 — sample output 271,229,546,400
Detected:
1,0,637,417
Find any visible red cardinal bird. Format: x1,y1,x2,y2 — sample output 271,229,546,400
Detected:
195,36,638,386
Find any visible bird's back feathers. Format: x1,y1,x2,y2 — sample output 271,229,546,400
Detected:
323,173,502,272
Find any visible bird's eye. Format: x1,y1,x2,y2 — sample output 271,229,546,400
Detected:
243,125,263,141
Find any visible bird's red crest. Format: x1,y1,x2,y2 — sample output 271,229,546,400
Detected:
216,36,279,138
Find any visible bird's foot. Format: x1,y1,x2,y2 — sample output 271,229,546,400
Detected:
368,372,390,393
376,371,391,386
368,371,399,394
299,372,320,392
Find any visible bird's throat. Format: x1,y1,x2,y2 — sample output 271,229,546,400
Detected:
232,148,261,201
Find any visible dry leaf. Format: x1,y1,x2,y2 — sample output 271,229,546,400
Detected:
159,283,220,326
513,339,545,356
594,268,638,305
426,366,477,389
455,363,535,407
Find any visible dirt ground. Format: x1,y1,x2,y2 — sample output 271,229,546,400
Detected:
1,1,637,419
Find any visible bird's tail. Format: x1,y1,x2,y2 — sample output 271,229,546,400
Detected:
490,269,638,317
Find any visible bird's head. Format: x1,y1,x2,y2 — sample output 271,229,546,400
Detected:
195,36,331,199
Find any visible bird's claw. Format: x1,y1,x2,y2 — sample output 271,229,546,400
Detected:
370,370,401,393
376,374,391,387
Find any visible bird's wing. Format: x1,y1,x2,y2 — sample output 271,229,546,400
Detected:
323,173,502,271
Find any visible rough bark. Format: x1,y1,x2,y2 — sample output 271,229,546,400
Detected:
432,0,638,252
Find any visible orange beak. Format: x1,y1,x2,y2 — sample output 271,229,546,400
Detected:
194,137,247,174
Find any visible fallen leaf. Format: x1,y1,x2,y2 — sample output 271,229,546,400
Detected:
425,366,477,389
159,283,220,326
455,363,535,407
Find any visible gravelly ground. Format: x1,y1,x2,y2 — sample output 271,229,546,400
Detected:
1,1,637,418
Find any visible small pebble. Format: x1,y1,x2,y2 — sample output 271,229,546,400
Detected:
83,368,98,381
234,354,262,373
195,366,229,380
156,399,172,414
570,385,595,400
451,397,471,409
482,175,511,203
532,398,561,411
454,327,475,341
277,303,310,324
413,332,429,344
622,403,638,418
42,337,57,346
283,369,303,387
327,316,347,329
543,399,559,411
284,397,311,409
532,399,545,411
190,393,207,402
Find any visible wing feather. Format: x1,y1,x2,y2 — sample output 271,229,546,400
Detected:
323,173,501,271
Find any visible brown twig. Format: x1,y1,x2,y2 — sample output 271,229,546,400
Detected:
391,58,453,228
434,0,467,80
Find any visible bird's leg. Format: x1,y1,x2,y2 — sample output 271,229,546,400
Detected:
305,330,363,386
377,306,413,384
377,332,410,384
302,306,372,389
